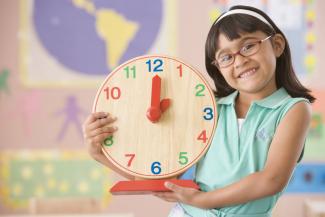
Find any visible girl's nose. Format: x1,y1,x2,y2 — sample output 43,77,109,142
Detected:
234,54,249,69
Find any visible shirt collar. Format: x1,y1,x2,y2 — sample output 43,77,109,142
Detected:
217,88,291,109
254,88,291,109
217,90,238,105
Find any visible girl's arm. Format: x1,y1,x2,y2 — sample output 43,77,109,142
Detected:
155,101,311,209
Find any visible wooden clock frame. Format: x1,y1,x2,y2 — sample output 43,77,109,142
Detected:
93,55,217,194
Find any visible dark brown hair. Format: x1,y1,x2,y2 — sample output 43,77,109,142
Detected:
205,5,315,103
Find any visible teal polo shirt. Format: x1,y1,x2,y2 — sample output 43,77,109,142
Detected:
181,88,309,217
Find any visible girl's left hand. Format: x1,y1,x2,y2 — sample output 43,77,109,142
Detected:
154,181,206,207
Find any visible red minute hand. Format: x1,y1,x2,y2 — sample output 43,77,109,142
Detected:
151,75,161,109
146,75,162,122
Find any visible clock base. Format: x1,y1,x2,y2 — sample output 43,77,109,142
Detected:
110,179,199,195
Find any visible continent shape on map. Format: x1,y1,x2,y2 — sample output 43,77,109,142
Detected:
73,0,139,69
96,10,139,69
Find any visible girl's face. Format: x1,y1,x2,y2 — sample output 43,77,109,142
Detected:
215,31,285,97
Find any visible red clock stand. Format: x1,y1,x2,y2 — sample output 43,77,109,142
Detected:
110,179,199,195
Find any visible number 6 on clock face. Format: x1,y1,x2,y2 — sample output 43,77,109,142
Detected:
93,55,217,179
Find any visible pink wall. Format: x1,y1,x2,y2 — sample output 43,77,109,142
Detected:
0,0,324,217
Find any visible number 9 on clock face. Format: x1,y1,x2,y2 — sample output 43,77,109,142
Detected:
93,55,217,179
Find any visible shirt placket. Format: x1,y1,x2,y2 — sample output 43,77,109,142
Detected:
237,103,256,159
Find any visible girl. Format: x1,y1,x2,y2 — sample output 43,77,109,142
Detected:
154,5,315,217
83,5,315,217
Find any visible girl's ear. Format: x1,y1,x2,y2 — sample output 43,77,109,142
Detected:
272,34,285,57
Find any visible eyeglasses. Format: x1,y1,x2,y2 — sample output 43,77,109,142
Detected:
212,35,274,68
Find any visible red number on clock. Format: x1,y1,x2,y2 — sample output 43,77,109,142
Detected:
125,154,135,167
177,64,183,77
104,87,121,100
197,130,207,143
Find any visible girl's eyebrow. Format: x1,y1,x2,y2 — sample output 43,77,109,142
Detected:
216,36,260,57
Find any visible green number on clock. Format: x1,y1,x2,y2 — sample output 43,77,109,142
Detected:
103,136,114,146
178,152,188,165
195,84,205,96
124,65,136,78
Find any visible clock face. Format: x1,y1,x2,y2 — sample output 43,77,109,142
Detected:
93,55,217,179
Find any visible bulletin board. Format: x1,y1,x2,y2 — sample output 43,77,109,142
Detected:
0,150,111,208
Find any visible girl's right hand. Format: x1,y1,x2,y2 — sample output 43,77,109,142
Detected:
82,112,118,159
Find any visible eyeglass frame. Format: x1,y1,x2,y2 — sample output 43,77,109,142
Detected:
212,34,274,68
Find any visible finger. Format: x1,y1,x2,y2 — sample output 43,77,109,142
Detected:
84,112,109,125
157,196,178,203
164,198,178,202
87,126,118,138
153,193,163,198
164,182,183,194
89,132,114,144
87,115,117,131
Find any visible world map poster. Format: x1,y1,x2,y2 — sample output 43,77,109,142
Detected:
19,0,177,87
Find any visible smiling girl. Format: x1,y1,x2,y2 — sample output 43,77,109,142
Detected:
154,5,315,217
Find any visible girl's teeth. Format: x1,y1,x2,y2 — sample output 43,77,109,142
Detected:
240,69,256,78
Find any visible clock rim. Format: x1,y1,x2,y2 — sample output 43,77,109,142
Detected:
92,54,217,179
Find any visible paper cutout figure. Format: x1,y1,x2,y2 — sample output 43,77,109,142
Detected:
55,95,86,141
0,68,10,96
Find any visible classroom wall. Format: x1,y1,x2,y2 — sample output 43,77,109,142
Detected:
0,0,324,217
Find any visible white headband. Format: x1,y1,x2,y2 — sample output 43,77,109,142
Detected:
215,9,273,28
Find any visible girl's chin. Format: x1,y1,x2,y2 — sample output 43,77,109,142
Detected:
237,83,267,94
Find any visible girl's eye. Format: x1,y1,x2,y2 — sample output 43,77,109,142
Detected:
219,54,232,63
241,43,257,53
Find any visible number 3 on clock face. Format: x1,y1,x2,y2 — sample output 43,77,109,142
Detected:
93,55,217,179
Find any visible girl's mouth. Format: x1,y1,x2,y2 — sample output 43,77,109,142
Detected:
238,68,257,79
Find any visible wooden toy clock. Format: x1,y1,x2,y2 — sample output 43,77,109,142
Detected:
93,55,217,194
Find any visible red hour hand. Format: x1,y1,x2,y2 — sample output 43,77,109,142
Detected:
146,75,162,122
160,98,171,113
